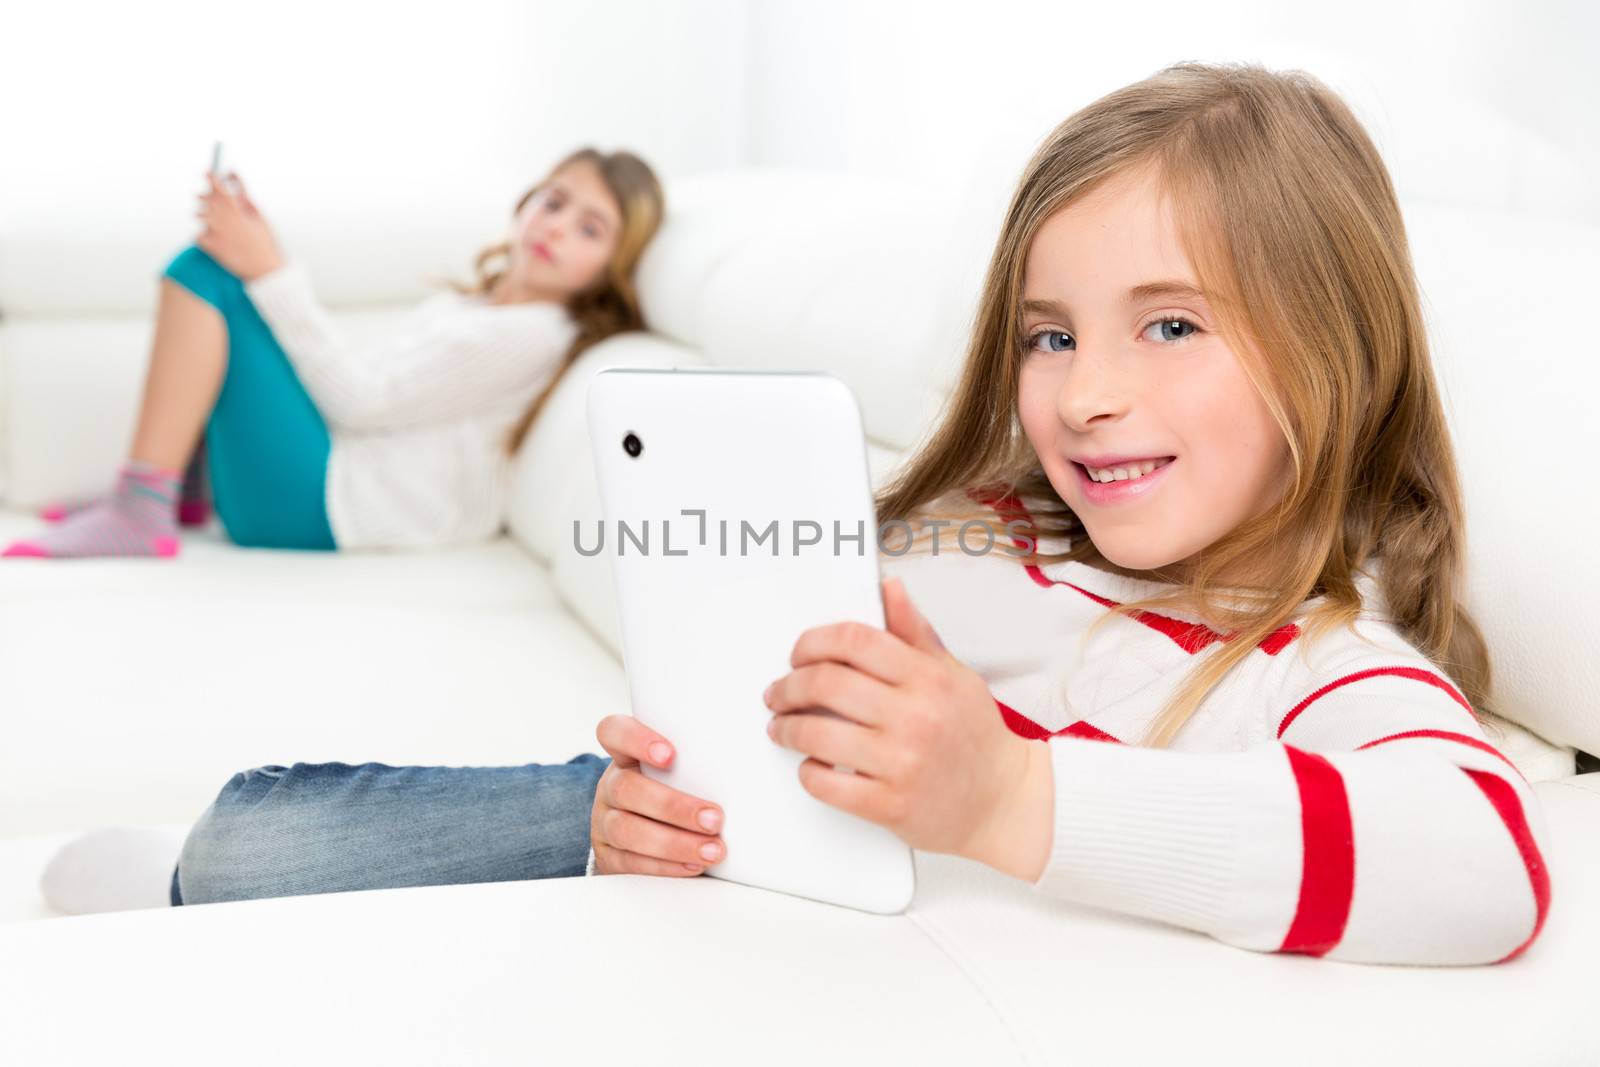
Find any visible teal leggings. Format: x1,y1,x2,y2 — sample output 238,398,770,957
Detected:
161,245,337,550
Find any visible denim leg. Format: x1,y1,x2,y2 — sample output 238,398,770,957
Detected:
174,754,611,905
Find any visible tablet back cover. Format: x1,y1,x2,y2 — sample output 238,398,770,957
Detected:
586,369,915,914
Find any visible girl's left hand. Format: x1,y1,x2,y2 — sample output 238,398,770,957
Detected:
195,171,284,281
763,577,1055,881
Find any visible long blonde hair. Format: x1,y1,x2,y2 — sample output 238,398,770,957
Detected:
875,61,1492,748
453,147,664,453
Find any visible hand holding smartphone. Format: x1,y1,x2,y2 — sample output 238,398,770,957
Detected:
195,141,280,279
206,142,249,207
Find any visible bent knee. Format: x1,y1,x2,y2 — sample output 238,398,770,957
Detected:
175,765,307,905
161,244,243,311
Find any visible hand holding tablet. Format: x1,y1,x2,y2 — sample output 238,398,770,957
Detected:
589,713,728,878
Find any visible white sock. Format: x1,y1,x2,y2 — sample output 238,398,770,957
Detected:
40,826,186,915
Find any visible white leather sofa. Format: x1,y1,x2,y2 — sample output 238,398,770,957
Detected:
1,170,1596,1064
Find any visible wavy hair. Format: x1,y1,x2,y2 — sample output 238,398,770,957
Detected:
874,62,1491,748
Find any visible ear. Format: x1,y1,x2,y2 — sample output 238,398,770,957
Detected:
882,577,947,657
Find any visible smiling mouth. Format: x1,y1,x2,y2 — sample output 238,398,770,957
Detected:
1073,456,1176,484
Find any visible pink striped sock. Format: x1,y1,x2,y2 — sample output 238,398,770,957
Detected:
3,461,182,559
42,495,209,528
41,446,210,528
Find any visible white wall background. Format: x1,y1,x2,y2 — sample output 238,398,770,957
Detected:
0,0,751,291
745,0,1596,215
1,0,1593,270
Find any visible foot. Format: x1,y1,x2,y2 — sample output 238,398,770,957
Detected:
4,462,182,559
40,827,187,915
42,444,211,529
42,495,210,528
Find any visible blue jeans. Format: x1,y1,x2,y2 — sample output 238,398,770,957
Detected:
160,244,338,551
172,755,612,905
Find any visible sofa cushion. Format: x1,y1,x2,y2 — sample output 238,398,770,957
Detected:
505,332,707,566
0,511,625,837
0,776,1594,1061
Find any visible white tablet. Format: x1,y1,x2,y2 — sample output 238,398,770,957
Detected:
585,368,915,914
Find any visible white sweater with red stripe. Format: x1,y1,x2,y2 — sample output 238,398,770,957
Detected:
877,494,1552,966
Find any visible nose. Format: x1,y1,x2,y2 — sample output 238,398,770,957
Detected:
1056,345,1130,432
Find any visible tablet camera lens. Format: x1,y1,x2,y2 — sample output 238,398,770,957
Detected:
623,432,643,458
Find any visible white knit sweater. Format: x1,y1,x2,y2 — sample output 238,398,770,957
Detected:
589,491,1552,966
243,262,579,549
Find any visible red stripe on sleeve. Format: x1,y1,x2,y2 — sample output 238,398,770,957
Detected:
1356,729,1526,780
993,698,1123,743
1277,666,1474,738
1460,768,1552,963
1278,745,1356,956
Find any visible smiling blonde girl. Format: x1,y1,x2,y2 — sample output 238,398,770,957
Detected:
759,61,1550,965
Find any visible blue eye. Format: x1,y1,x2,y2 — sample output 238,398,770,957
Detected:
1143,316,1198,343
1026,329,1074,354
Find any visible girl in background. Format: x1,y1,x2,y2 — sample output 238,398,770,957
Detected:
4,147,663,558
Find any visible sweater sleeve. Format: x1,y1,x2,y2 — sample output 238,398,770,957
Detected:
1029,664,1553,966
242,261,577,432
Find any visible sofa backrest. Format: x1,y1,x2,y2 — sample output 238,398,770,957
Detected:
1396,200,1600,757
1,169,1595,758
511,172,1600,759
632,170,989,454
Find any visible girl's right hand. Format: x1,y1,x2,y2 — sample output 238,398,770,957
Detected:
195,171,283,281
591,715,727,877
